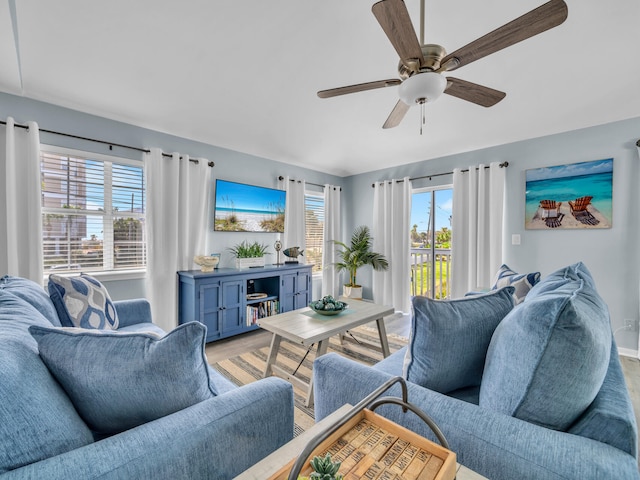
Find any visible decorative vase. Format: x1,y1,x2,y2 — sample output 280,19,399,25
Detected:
193,255,219,272
236,257,266,269
343,285,363,299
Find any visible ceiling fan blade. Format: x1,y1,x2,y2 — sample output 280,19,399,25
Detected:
439,0,568,72
383,100,410,129
444,77,506,107
372,0,425,68
317,79,401,99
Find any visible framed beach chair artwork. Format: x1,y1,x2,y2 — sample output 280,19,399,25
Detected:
525,158,613,230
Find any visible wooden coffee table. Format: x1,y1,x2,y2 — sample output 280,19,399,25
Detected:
258,298,395,406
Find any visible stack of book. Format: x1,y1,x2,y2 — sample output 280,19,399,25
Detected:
246,300,280,326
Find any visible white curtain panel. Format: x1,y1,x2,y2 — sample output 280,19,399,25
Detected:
637,142,640,359
0,118,43,282
321,184,341,297
144,148,210,331
451,162,505,298
281,176,306,257
372,177,412,313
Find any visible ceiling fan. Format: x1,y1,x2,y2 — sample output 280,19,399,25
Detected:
318,0,568,131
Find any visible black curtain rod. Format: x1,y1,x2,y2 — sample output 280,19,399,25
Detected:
0,120,214,167
278,176,341,191
371,161,509,187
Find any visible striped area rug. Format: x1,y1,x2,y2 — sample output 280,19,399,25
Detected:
211,325,408,436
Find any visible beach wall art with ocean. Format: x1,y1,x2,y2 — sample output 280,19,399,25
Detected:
525,158,613,230
213,179,286,233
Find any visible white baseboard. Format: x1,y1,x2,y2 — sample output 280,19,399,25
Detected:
619,347,638,358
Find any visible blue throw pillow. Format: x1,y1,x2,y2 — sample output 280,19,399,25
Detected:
525,261,596,300
0,275,61,326
403,287,515,394
480,263,611,431
491,264,540,304
48,274,119,329
30,321,218,435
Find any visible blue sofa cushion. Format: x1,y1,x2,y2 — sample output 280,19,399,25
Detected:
117,322,167,336
48,273,119,329
30,321,218,435
0,290,94,473
480,263,612,431
403,287,515,394
567,339,638,456
1,275,60,326
491,264,541,304
525,261,597,299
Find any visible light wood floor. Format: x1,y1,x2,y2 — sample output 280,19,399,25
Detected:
206,315,640,444
621,356,640,436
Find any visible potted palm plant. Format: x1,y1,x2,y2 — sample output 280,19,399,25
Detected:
332,225,388,299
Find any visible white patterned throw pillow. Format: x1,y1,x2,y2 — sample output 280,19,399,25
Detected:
491,264,541,304
48,274,119,329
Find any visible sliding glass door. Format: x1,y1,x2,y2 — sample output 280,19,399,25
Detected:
410,187,453,299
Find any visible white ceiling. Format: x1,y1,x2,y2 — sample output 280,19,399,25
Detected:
1,1,639,176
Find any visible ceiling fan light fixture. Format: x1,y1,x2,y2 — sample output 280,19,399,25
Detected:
398,72,447,106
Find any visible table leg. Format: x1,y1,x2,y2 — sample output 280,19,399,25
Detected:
304,338,330,407
263,333,282,378
376,317,391,358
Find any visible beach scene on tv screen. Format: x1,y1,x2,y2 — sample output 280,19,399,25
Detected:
214,180,286,232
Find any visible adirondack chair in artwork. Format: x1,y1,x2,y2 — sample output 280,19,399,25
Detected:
568,195,592,213
569,196,599,225
539,199,561,218
539,199,564,228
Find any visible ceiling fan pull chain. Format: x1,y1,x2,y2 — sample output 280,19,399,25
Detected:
420,101,426,135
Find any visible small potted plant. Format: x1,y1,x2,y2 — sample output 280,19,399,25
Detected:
331,225,388,299
228,240,269,268
297,453,342,480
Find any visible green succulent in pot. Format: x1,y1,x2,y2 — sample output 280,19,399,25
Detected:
228,240,269,258
308,453,343,480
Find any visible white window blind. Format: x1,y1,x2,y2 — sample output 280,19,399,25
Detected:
41,147,146,274
305,193,324,273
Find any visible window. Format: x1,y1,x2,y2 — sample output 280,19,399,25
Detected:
410,186,453,299
305,192,324,273
41,147,146,275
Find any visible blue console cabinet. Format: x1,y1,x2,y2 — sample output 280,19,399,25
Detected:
178,264,313,343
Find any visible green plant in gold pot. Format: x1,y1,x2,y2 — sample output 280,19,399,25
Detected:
332,225,388,299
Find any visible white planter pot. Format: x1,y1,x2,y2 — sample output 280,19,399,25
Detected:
343,285,363,299
236,257,266,269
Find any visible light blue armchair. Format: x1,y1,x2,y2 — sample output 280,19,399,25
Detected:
314,263,639,480
0,275,293,479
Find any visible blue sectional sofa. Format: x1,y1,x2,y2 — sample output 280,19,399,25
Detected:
314,263,640,479
0,275,294,479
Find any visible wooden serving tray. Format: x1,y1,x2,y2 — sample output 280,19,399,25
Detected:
268,409,456,480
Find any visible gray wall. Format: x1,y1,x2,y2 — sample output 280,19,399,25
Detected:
3,91,638,352
0,92,343,298
344,116,640,353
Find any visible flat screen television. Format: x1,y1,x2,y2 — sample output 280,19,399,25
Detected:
214,179,286,233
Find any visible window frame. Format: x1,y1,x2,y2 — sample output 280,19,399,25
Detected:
40,145,147,281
